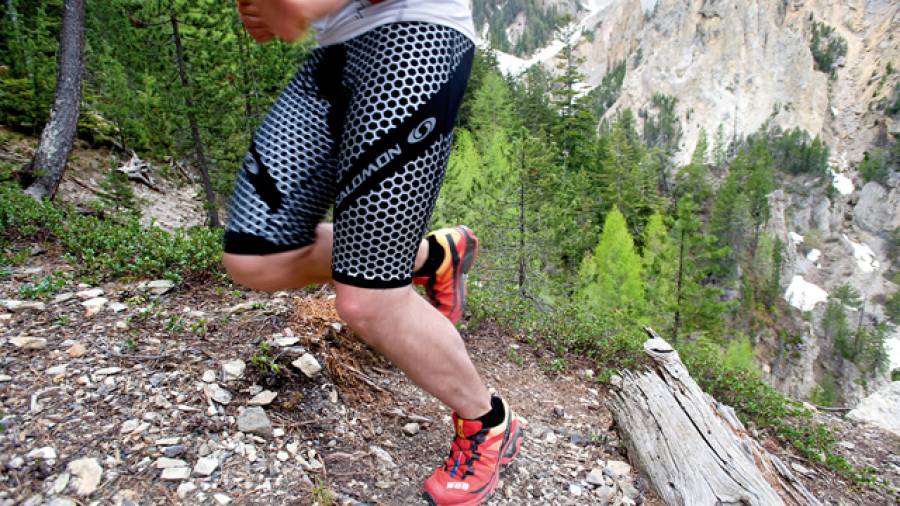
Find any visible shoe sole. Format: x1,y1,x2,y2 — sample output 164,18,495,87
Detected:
422,416,524,506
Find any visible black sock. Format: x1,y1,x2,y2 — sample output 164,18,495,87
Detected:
475,396,505,429
413,234,444,277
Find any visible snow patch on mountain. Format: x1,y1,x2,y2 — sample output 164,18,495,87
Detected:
784,275,828,312
842,235,880,274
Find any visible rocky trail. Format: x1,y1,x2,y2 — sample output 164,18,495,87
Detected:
1,254,897,505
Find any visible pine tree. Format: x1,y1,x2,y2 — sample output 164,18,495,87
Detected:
641,212,677,333
577,206,645,316
676,128,712,206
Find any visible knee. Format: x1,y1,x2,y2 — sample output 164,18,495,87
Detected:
334,291,379,330
223,254,276,292
335,287,404,341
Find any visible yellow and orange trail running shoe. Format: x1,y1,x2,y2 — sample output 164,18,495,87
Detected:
413,226,479,325
423,399,525,506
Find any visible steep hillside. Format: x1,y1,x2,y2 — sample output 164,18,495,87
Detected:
478,0,900,406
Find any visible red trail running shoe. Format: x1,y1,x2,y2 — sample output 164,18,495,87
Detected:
423,399,525,505
413,226,479,325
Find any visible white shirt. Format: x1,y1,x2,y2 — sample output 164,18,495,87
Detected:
312,0,476,47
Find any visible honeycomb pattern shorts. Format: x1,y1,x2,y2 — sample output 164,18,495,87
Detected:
224,22,475,289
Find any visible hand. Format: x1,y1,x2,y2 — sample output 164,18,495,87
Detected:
256,0,350,43
237,0,275,43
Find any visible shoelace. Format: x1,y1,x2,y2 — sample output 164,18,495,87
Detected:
444,432,485,478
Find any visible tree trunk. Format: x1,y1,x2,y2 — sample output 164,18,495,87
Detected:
171,12,220,227
672,228,685,344
22,0,85,201
608,328,821,506
517,142,526,293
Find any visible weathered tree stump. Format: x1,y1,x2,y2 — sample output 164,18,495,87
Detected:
608,328,820,506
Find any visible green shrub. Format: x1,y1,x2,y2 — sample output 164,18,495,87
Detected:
858,149,893,185
810,20,847,78
0,183,222,281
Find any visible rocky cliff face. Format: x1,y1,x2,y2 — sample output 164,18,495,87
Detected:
479,0,900,405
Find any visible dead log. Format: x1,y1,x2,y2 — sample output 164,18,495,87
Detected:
608,328,820,506
117,152,159,190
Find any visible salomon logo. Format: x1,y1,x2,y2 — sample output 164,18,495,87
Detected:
446,482,470,491
408,117,437,144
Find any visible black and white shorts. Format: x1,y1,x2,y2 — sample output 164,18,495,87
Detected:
224,22,474,289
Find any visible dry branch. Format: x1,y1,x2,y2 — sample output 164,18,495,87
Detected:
607,328,820,506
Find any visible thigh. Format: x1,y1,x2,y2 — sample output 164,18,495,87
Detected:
224,46,348,255
331,22,475,288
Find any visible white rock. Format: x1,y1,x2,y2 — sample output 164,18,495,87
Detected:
46,364,67,376
66,457,102,496
274,336,300,347
273,427,285,438
201,370,216,383
46,499,76,506
82,297,108,316
213,493,232,505
369,445,395,467
292,354,322,378
4,300,46,312
176,481,197,499
586,467,605,486
27,447,57,461
53,292,75,304
569,483,582,496
143,279,175,295
806,248,822,263
161,466,191,480
10,336,47,350
193,456,219,477
402,422,420,436
605,460,632,478
237,407,273,438
847,382,900,437
120,419,141,434
207,384,232,405
94,367,122,376
76,288,104,300
49,472,70,494
0,375,11,382
221,360,245,382
248,390,277,406
155,457,189,469
109,302,128,313
276,451,289,462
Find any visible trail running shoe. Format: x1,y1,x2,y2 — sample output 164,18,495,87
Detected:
413,226,479,325
423,399,525,506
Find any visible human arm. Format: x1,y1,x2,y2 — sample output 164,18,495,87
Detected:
243,0,350,43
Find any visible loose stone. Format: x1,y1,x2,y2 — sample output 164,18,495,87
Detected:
66,457,102,496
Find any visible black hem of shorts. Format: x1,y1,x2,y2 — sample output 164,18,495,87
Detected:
332,271,412,289
223,231,314,256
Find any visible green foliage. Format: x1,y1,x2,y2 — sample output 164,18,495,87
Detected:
641,212,677,332
722,335,758,372
472,0,566,56
642,93,682,155
681,337,864,482
0,184,222,281
578,206,645,315
587,61,626,117
17,271,70,299
858,148,897,186
886,290,900,326
95,165,139,217
250,341,282,376
762,127,830,176
809,20,847,77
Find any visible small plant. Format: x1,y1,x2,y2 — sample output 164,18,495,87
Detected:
507,347,524,366
251,342,282,376
164,316,185,334
18,272,70,300
251,301,268,310
125,338,138,352
310,480,334,506
809,20,848,78
54,315,71,327
544,357,566,373
189,318,208,335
